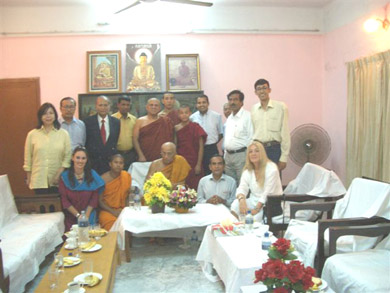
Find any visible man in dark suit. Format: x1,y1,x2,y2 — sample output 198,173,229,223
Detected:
84,95,120,174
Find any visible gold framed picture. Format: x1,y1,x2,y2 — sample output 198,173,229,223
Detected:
166,54,200,91
87,50,122,93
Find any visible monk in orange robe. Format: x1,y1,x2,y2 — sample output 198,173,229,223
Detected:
146,142,191,189
99,154,131,230
175,105,207,189
133,98,174,162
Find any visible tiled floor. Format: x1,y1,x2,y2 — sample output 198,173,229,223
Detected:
25,237,225,293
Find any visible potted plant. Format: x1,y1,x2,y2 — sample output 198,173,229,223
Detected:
254,238,316,293
143,172,172,213
167,185,197,213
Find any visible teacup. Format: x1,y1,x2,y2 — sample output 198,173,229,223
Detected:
71,224,79,233
68,230,77,238
66,237,77,249
67,281,81,293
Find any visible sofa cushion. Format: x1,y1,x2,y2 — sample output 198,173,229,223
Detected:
0,212,64,293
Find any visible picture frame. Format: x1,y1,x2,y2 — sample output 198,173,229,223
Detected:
78,91,203,120
87,50,122,93
166,54,200,91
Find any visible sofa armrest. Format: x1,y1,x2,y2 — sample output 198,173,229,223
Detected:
14,193,62,214
0,246,10,293
290,201,337,220
316,216,389,274
328,221,390,256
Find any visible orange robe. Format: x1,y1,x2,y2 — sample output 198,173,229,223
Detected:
139,117,174,161
162,155,191,186
99,171,131,231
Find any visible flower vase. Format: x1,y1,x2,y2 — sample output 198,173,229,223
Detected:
174,206,189,214
151,203,165,214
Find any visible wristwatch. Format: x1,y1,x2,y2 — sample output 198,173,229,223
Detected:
75,213,80,218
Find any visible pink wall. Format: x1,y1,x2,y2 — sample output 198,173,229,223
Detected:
323,11,390,186
1,34,324,184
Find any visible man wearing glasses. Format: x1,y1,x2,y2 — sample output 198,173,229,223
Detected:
251,79,290,172
59,97,86,151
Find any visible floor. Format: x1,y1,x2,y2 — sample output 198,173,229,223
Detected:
25,237,225,293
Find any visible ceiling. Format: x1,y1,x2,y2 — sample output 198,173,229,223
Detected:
0,0,333,7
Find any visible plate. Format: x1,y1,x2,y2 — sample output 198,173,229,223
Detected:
310,279,328,292
64,244,78,250
63,257,81,267
74,272,103,285
63,287,86,293
81,243,102,252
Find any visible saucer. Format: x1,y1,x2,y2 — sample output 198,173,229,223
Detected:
64,244,78,250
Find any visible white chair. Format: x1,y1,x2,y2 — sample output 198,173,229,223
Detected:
284,177,390,272
267,163,346,233
0,174,64,293
322,222,390,293
128,162,152,194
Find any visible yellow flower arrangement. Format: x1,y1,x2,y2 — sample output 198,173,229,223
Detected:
143,172,172,207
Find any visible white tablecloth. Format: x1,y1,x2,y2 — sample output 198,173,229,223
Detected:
111,203,236,250
196,226,272,293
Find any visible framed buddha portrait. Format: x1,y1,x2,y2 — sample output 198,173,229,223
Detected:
125,43,162,92
87,50,122,93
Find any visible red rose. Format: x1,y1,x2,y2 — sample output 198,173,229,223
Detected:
273,238,291,256
286,260,305,283
254,269,268,283
301,266,315,290
273,288,289,293
263,259,287,279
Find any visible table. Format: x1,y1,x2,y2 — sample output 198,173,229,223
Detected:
196,226,270,293
35,232,120,293
110,203,236,262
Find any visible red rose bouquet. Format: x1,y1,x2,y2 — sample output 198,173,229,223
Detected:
254,238,315,293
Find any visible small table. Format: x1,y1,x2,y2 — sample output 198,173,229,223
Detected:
196,226,271,293
35,232,120,293
110,203,236,262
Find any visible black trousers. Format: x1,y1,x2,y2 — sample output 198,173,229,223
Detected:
203,143,220,176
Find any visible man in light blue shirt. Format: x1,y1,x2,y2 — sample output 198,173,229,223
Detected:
59,97,86,151
190,94,223,175
197,155,236,207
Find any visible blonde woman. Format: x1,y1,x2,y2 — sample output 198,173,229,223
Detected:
231,141,283,222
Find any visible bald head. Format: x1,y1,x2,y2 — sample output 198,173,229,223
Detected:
161,142,176,165
146,98,161,116
96,95,110,117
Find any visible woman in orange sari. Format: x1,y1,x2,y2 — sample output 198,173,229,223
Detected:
99,154,132,230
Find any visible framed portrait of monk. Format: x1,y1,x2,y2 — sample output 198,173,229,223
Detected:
166,54,200,91
87,51,122,93
125,44,162,92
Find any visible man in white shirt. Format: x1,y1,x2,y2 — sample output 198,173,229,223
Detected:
59,97,86,151
251,79,290,171
224,90,253,183
190,95,223,175
197,155,236,207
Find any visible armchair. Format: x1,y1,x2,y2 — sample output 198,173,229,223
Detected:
284,177,390,273
266,163,346,234
322,222,390,293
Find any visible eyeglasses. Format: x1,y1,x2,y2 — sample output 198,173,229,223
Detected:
61,105,75,109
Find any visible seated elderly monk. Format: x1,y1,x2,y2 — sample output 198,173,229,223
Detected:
133,98,174,162
99,154,131,230
146,142,191,189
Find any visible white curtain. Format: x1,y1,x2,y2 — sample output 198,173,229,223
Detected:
346,49,390,185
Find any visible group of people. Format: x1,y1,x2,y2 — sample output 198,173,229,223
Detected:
23,77,290,229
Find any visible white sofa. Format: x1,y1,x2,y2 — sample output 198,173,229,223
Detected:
0,174,64,293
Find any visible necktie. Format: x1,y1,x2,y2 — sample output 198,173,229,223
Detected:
101,119,106,144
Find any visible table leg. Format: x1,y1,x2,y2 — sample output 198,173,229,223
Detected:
125,230,132,262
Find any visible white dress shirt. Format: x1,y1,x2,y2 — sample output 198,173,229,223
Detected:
190,110,223,145
224,107,253,151
197,174,237,207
